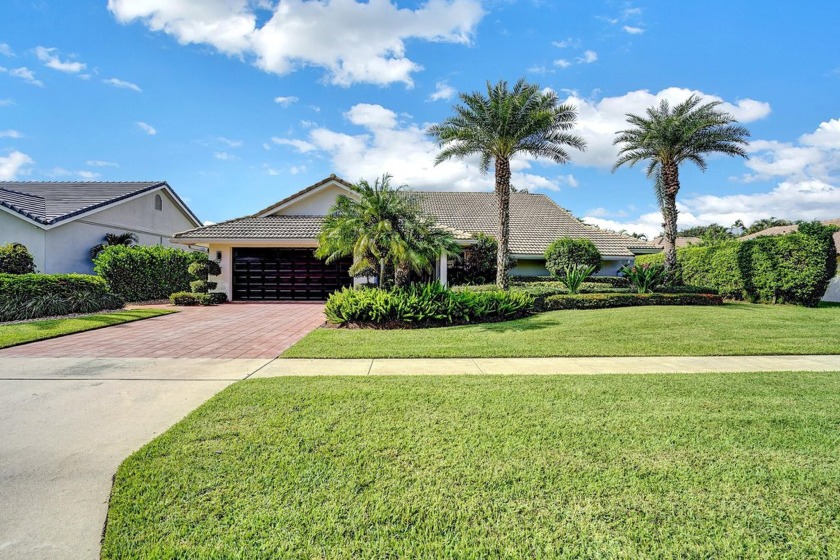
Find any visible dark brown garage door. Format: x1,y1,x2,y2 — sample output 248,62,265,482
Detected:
232,248,352,301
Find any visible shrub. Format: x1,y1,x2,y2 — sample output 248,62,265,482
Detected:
187,257,222,294
169,292,212,306
545,238,602,277
557,264,596,294
0,243,36,274
635,225,837,306
325,282,533,327
580,275,630,288
544,292,723,311
449,233,516,285
207,292,228,305
0,273,123,321
620,263,666,294
94,245,202,302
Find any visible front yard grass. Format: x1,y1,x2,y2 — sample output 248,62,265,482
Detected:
284,302,840,358
0,308,174,349
102,372,840,558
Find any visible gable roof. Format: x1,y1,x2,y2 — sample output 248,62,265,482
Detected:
253,174,355,217
0,181,201,227
175,215,325,240
416,191,657,257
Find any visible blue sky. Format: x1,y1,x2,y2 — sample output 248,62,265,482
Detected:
1,0,839,236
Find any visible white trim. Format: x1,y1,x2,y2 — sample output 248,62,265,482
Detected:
255,179,356,218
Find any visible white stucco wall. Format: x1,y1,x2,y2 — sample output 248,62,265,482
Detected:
272,183,351,216
0,210,47,271
824,276,840,303
2,189,199,274
510,257,632,277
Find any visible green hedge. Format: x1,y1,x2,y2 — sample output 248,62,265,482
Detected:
544,292,723,311
545,237,602,276
635,224,837,306
0,273,124,321
169,292,227,306
0,243,37,274
325,282,533,327
94,245,203,302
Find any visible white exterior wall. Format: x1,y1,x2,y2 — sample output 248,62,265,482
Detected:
0,210,47,271
510,256,632,277
2,189,199,274
824,276,840,303
272,184,351,216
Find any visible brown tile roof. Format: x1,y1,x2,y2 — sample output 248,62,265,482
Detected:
415,191,658,257
740,220,840,254
174,215,325,240
651,236,702,249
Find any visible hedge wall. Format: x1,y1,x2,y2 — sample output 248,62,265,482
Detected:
0,273,124,322
544,292,723,311
635,223,837,306
93,245,203,302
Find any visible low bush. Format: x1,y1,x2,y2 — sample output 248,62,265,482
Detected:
325,282,533,327
94,245,203,302
620,263,666,294
0,243,36,274
544,292,723,311
636,224,837,306
581,275,630,288
169,292,211,306
655,285,718,295
557,264,596,294
0,273,123,321
545,237,602,276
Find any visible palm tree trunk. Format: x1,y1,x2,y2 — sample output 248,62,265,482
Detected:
659,162,681,281
494,156,512,290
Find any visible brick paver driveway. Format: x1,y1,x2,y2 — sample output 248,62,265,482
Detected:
0,302,325,359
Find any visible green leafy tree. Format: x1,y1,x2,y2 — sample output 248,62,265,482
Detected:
90,232,138,260
613,95,750,278
316,174,460,288
0,242,36,274
545,237,602,277
428,79,585,289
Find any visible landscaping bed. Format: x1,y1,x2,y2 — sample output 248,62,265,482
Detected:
102,372,840,558
284,302,840,358
0,308,175,349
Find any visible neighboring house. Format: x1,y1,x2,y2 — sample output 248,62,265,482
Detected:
740,219,840,303
173,175,660,301
0,181,202,274
651,236,702,249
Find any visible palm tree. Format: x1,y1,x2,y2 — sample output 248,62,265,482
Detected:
613,95,749,276
428,79,586,289
316,174,460,288
90,232,139,260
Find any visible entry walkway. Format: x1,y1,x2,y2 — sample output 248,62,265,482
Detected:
253,354,840,377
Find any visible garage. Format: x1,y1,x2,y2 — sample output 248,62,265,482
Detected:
232,247,352,301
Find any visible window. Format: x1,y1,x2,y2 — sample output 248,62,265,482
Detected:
154,194,162,211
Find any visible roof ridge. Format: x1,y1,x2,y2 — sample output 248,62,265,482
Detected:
0,180,166,184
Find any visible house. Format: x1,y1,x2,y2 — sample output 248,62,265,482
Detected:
651,236,702,249
173,175,660,301
0,181,202,274
740,219,840,302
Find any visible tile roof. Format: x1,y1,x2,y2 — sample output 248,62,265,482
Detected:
740,219,840,254
415,191,658,257
175,189,660,257
652,236,702,249
174,215,326,239
0,181,199,226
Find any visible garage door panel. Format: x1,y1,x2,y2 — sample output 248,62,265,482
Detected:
232,247,352,301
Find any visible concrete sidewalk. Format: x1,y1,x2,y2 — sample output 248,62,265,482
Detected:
253,355,840,377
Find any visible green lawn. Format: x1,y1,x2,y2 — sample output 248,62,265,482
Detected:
284,302,840,358
0,308,175,349
102,373,840,558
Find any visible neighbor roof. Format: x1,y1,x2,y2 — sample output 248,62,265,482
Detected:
0,181,200,227
740,219,840,253
652,236,702,249
415,191,657,257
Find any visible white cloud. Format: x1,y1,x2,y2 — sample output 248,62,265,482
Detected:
214,151,237,160
108,0,484,87
78,170,101,179
34,46,86,73
622,25,644,34
553,59,571,69
87,160,119,167
0,98,13,106
203,220,217,226
45,167,100,180
290,165,306,175
103,77,142,92
0,43,13,57
740,118,840,183
0,150,33,180
274,95,299,107
799,118,840,149
552,38,579,49
136,121,157,135
271,137,316,153
0,129,22,138
282,102,564,192
428,81,456,101
217,137,243,148
0,66,43,86
576,50,598,64
564,87,772,168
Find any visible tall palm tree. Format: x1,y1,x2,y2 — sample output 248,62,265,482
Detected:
613,95,750,276
428,79,585,289
90,232,139,260
316,174,459,288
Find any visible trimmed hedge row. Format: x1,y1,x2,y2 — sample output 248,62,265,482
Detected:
325,283,533,327
0,273,124,321
544,292,723,311
511,275,631,287
636,223,837,306
94,245,203,302
169,292,228,306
